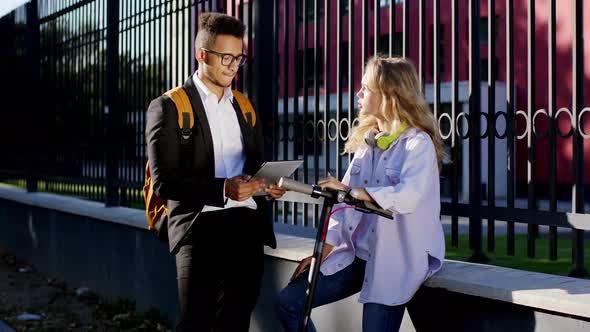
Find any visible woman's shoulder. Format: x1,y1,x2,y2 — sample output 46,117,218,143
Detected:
403,128,435,152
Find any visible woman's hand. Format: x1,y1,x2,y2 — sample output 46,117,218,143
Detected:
290,244,335,281
317,176,349,192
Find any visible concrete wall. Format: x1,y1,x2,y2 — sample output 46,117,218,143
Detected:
0,199,180,323
2,190,590,331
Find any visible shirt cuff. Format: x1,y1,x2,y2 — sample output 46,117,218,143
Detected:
365,186,396,212
222,179,228,205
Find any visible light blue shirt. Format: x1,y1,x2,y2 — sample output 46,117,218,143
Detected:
320,128,445,305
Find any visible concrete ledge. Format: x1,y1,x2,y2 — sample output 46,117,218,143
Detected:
0,185,146,229
265,232,590,320
2,184,590,322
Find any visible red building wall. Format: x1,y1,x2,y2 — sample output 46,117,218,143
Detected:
276,0,590,190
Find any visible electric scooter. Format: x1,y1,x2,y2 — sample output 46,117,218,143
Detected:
278,177,393,332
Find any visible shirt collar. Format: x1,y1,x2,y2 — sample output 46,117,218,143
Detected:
192,71,234,103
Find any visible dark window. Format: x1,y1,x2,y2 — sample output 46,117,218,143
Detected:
380,0,403,7
340,0,349,15
339,42,349,87
480,16,498,44
297,47,324,90
298,0,324,23
481,57,499,81
378,33,403,56
430,24,445,74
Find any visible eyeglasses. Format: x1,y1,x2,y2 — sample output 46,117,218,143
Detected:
201,48,247,67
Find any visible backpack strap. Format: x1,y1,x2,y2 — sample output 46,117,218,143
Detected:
232,90,256,127
164,87,194,145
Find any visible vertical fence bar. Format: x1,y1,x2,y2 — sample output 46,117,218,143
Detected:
468,0,487,263
272,0,280,223
506,0,515,256
26,0,40,193
68,6,73,197
94,0,100,201
548,0,558,261
313,0,320,226
570,0,586,277
127,0,133,202
362,0,367,71
433,0,440,131
335,0,342,180
237,0,243,90
246,0,252,96
81,2,86,199
132,0,140,205
181,0,186,88
418,0,424,88
255,0,277,229
451,0,459,247
175,0,180,86
282,0,290,224
348,0,355,167
189,0,195,73
526,0,536,258
105,0,120,206
388,0,394,57
302,0,309,227
292,0,299,225
373,0,379,56
487,0,496,252
323,0,330,178
402,0,408,58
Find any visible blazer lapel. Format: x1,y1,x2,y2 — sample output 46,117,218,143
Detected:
183,77,215,175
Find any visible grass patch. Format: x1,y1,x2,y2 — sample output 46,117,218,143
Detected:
446,233,590,278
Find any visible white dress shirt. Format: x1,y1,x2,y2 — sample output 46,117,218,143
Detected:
321,128,445,306
192,72,257,212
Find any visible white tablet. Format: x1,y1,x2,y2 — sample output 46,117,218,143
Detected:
252,160,303,195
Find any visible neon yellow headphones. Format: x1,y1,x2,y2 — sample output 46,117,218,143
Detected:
364,122,408,150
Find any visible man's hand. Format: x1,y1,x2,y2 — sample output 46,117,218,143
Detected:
265,184,286,199
225,175,264,201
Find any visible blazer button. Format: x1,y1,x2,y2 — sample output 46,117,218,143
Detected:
364,180,368,184
348,226,353,231
376,180,380,184
384,157,388,160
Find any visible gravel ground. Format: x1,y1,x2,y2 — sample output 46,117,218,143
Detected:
0,244,172,332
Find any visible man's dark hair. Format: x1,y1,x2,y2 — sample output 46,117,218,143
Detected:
195,12,245,51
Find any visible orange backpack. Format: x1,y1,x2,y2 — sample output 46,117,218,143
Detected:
143,87,257,239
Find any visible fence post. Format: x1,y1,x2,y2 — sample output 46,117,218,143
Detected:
569,0,586,277
468,0,488,263
255,0,276,161
105,0,120,207
26,0,39,193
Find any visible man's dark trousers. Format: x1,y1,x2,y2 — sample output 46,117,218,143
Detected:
175,207,264,332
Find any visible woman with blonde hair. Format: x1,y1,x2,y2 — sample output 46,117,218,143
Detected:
277,56,446,332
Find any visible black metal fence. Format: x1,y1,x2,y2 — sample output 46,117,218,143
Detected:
0,0,589,276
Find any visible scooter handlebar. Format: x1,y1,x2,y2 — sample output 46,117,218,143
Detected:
278,177,393,220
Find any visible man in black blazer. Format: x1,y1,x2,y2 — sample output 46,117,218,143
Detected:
145,12,284,332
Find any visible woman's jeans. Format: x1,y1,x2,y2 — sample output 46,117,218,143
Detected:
278,258,406,332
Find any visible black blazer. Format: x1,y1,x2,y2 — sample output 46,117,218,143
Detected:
145,76,276,253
